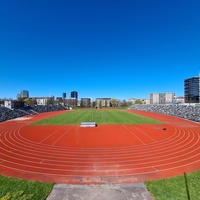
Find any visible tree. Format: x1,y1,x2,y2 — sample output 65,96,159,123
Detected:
0,99,4,105
97,100,102,108
30,98,37,105
121,100,127,107
24,98,30,105
135,99,142,104
127,101,133,107
111,98,117,107
46,99,51,105
17,96,23,101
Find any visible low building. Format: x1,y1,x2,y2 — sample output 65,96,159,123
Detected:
64,98,77,107
149,93,159,104
149,92,176,104
30,96,55,105
175,96,185,104
4,100,24,109
96,98,111,107
81,98,92,107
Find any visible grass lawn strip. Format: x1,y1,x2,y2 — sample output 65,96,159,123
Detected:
0,175,54,200
145,170,200,200
1,170,199,199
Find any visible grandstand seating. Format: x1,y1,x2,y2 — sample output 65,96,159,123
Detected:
128,104,200,123
0,105,67,123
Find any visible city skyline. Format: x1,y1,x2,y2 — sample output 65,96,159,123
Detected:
0,1,200,100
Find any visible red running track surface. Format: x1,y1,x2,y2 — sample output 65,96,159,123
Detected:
0,110,200,184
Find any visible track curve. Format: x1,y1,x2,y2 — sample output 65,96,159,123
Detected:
0,110,200,184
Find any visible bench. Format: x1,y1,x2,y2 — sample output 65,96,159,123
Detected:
80,122,97,127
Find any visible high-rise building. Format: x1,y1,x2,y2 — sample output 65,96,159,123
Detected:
62,92,66,99
184,73,200,103
70,91,78,99
20,90,29,98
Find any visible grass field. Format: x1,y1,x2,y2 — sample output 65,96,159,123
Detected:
1,171,199,200
32,109,164,125
145,170,200,200
0,175,53,200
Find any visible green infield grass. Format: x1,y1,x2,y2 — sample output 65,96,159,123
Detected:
32,109,164,125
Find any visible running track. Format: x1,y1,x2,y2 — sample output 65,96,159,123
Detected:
0,110,200,184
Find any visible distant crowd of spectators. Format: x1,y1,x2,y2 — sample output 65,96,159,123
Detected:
128,104,200,123
0,105,67,123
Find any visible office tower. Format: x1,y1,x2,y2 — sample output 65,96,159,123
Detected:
20,90,29,98
184,74,200,103
70,91,78,99
62,92,66,99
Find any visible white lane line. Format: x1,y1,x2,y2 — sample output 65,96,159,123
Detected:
13,123,180,152
1,125,197,161
131,125,157,142
152,166,159,171
1,130,199,169
51,125,75,146
0,155,200,175
39,125,66,144
122,125,146,145
1,134,199,166
76,126,79,145
2,127,194,158
0,115,199,177
0,161,199,179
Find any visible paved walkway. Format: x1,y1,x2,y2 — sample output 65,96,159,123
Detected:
47,182,154,200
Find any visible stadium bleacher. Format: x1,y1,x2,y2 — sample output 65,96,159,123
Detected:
0,105,67,123
128,104,200,123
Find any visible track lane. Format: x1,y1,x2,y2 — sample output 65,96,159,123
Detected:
0,110,200,184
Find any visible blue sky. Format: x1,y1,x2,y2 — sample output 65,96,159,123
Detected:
0,0,200,100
